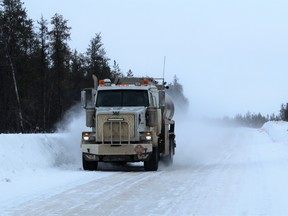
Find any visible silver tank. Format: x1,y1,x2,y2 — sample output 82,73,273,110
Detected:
163,93,175,120
146,92,175,127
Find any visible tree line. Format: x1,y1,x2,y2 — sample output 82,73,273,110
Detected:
219,104,288,128
0,0,125,133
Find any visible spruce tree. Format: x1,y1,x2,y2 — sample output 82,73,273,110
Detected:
0,0,35,132
48,13,71,124
111,60,122,80
35,16,49,130
279,103,288,121
86,33,111,80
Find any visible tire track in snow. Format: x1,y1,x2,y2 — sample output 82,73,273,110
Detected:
10,169,162,215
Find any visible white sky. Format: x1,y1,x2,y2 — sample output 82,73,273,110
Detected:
23,0,288,117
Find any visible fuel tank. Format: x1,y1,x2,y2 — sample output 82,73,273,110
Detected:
146,93,175,127
163,93,174,120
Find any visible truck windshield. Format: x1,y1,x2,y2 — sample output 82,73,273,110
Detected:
96,90,149,107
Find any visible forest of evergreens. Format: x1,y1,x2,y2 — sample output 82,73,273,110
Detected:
0,0,117,132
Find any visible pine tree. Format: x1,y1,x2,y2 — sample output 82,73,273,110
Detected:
70,50,88,103
0,0,35,132
279,103,288,121
126,69,134,77
35,16,49,130
48,13,71,124
86,33,111,80
111,60,122,80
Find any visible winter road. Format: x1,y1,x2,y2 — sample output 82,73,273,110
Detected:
2,121,288,215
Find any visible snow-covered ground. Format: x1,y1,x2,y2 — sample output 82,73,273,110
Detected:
1,111,288,215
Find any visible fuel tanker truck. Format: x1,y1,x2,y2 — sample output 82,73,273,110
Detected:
80,76,176,171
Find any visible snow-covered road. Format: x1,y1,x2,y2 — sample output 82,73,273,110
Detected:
1,117,288,215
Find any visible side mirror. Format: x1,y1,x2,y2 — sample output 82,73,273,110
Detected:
81,90,87,108
146,107,158,127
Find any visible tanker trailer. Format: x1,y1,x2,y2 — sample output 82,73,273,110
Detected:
80,77,176,171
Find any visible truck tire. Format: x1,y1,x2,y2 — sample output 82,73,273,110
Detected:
144,147,159,171
82,153,98,171
163,138,175,166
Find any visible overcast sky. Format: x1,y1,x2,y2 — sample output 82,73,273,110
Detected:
23,0,288,117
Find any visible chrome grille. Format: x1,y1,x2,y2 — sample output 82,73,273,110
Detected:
97,114,135,143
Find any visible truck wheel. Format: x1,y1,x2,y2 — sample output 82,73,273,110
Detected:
163,138,175,166
82,154,98,171
144,147,159,171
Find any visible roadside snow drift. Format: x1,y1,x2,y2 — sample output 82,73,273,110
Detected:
0,133,81,179
0,108,86,182
261,120,288,142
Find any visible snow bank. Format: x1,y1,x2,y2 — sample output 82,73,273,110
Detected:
261,121,288,142
0,107,87,182
0,134,80,176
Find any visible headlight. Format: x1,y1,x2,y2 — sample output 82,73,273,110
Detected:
82,132,95,141
145,132,152,141
140,132,152,141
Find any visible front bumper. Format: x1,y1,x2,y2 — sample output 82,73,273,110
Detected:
81,143,153,156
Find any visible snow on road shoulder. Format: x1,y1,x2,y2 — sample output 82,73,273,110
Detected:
0,109,116,213
0,132,117,213
0,133,81,181
0,106,88,182
0,133,78,211
261,120,288,143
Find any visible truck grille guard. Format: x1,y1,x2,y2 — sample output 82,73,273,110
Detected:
97,114,135,144
103,118,131,145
